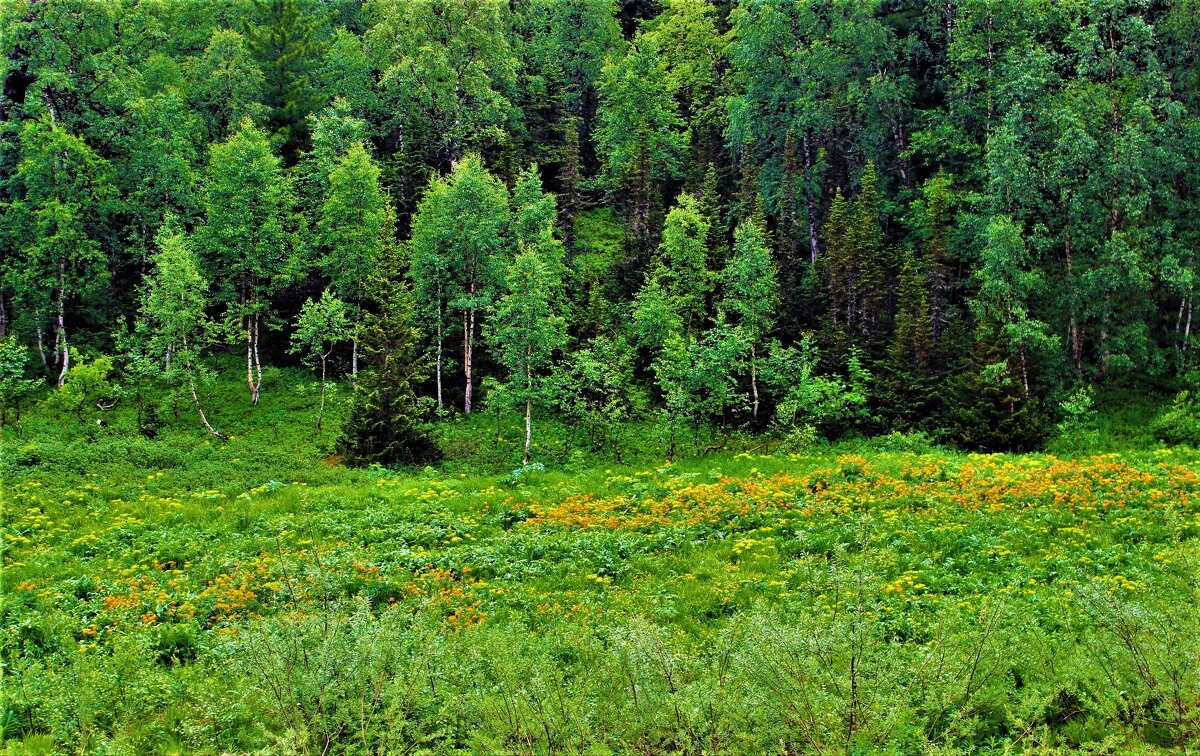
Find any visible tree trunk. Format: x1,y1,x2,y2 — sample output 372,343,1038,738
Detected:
183,332,225,441
35,322,48,378
463,307,475,414
803,136,818,264
524,396,532,466
54,282,68,388
189,372,226,440
435,318,443,410
317,354,327,429
1065,233,1082,373
246,310,255,403
750,344,759,420
251,313,262,405
351,339,358,384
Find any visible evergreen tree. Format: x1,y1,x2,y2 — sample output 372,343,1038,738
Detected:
339,283,438,467
597,37,687,259
822,163,888,350
243,0,328,161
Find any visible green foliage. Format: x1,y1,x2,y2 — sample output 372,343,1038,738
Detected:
0,338,41,426
551,334,643,457
408,154,509,412
1151,388,1200,447
655,192,712,335
290,290,350,372
338,286,438,467
765,336,873,442
44,352,116,424
597,37,687,247
944,337,1053,453
318,141,387,307
243,0,329,160
488,248,567,463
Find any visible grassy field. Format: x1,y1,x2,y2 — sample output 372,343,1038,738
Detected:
3,368,1200,754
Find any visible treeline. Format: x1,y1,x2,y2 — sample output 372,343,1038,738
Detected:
2,0,1199,458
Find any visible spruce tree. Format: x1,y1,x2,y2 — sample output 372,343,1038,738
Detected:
339,283,438,467
244,0,328,162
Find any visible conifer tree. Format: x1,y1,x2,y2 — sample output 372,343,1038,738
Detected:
244,0,328,161
597,37,687,257
339,282,438,466
890,251,934,373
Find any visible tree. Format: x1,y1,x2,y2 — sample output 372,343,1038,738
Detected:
489,249,567,464
338,284,438,467
199,120,298,405
6,119,114,387
971,215,1055,397
243,0,329,161
290,290,350,429
118,89,202,266
188,29,267,140
318,141,388,375
367,0,516,170
764,336,873,441
408,155,509,413
643,0,728,170
822,164,888,350
597,37,688,257
298,97,368,210
551,333,642,458
889,251,934,374
655,193,712,335
139,223,224,439
0,338,40,427
722,219,778,420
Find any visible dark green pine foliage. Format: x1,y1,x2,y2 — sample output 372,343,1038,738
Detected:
339,282,438,467
886,249,938,429
244,0,328,162
821,164,889,359
946,335,1051,453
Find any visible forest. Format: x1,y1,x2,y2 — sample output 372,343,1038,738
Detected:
4,0,1200,754
1,0,1198,455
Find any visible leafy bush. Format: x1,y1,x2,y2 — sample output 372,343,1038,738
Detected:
1151,390,1200,446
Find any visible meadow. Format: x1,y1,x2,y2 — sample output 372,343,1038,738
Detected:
3,369,1200,755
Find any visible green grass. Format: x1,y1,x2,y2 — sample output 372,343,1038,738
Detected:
3,364,1200,754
